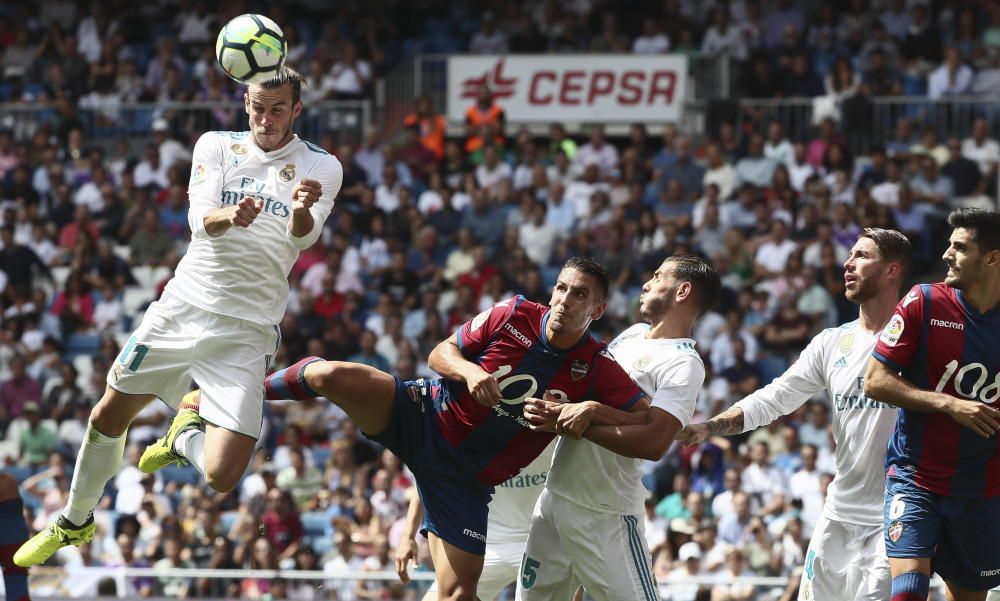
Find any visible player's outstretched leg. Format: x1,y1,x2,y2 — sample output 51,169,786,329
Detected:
265,358,396,435
0,473,30,600
15,387,155,567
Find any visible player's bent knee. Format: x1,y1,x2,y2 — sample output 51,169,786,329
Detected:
204,468,241,493
0,472,19,501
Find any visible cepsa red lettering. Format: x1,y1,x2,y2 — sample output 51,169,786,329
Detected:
527,70,677,106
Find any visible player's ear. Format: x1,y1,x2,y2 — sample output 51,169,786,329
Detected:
292,99,303,119
590,299,607,322
675,281,692,303
243,92,250,113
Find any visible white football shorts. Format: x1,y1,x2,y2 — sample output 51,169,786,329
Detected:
107,292,280,438
428,538,524,601
798,514,890,601
516,489,657,601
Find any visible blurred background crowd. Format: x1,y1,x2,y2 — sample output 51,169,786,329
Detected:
0,0,998,599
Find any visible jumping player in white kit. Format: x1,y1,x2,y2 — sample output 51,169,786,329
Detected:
14,67,342,567
679,228,911,601
396,443,557,601
516,255,721,601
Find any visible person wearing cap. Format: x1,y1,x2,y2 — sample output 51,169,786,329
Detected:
661,541,705,601
149,117,191,171
18,401,58,468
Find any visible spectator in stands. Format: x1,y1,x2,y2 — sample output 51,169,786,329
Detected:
18,401,58,467
662,541,705,601
589,13,629,53
632,16,670,54
469,13,508,54
464,85,505,155
575,124,619,180
329,41,372,99
962,117,1000,185
943,137,982,198
718,491,754,546
928,45,974,99
403,96,446,161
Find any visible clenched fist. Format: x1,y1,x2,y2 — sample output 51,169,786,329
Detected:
229,196,263,228
291,178,322,212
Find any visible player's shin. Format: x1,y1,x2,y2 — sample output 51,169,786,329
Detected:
891,571,930,601
0,497,30,601
265,356,325,401
62,424,127,526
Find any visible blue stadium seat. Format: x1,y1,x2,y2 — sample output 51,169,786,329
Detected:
311,535,334,557
756,356,789,386
219,511,239,534
160,464,200,487
63,333,101,362
3,465,33,483
312,446,331,468
301,511,328,537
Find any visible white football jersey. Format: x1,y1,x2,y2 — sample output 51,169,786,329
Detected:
488,441,554,544
165,131,342,325
735,320,898,526
545,323,705,516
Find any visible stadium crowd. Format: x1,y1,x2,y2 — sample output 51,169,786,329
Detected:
0,0,998,599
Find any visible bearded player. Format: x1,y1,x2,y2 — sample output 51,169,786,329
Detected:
682,229,911,600
866,209,1000,601
15,67,342,567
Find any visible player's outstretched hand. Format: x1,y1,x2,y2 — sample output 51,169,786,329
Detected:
291,178,322,212
394,537,417,584
230,196,263,228
465,368,502,407
947,398,1000,438
524,394,563,434
554,395,594,439
676,423,710,447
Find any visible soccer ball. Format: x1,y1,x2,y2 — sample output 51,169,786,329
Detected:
216,14,287,84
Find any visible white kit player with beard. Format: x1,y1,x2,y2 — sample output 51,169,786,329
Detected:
397,443,556,601
13,67,342,570
680,229,911,601
517,256,721,601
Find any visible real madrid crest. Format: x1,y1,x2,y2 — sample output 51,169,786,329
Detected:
279,163,296,182
838,333,855,354
633,355,651,371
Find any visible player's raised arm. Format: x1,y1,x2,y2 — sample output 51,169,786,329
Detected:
428,332,501,408
187,132,261,238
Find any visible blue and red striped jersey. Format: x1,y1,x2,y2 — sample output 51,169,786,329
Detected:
440,295,644,486
873,283,1000,498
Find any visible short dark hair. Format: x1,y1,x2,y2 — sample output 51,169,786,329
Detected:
256,66,307,104
562,257,610,300
859,228,912,276
948,208,1000,252
665,255,721,317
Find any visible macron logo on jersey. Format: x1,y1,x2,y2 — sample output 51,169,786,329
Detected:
930,318,964,331
504,323,533,348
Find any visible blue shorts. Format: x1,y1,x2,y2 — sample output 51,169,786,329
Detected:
884,474,1000,590
366,378,492,555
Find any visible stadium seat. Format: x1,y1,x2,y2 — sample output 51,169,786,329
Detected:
312,446,331,468
160,464,200,487
219,511,239,534
3,465,33,484
301,511,328,537
757,356,790,386
64,333,101,362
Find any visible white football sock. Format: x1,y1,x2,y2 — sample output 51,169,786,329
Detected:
62,425,127,526
174,429,206,476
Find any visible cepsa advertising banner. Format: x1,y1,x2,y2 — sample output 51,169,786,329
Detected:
447,54,688,123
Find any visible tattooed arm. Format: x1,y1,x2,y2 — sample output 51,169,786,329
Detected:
676,406,745,446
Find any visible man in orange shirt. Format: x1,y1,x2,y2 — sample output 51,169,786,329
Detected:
464,86,505,155
404,96,447,161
